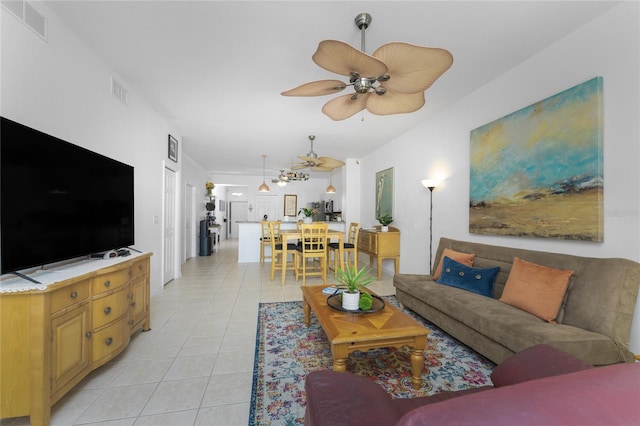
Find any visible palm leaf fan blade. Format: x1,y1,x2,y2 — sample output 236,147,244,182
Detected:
317,157,345,168
310,166,333,172
373,42,453,94
366,90,425,116
322,92,370,121
313,40,388,78
281,80,347,96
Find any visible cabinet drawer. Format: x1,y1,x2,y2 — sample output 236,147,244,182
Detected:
92,269,129,295
51,281,90,314
92,315,130,364
92,286,130,329
130,259,148,279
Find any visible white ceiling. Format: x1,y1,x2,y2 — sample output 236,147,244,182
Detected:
44,1,619,178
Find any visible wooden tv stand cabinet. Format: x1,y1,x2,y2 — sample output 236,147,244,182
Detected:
0,252,152,426
358,226,400,280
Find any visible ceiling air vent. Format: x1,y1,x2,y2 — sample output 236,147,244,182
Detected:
1,1,47,40
111,78,129,105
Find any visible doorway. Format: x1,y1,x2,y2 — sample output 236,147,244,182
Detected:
184,182,196,262
163,167,176,285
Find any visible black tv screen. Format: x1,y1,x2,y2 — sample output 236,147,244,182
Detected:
1,117,134,274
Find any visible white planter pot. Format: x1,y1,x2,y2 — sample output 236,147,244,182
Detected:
342,291,360,310
303,217,313,224
380,226,389,232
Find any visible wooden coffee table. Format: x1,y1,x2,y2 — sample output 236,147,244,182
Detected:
301,285,429,390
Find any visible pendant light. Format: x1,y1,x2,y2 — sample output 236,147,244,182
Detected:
326,169,336,193
258,154,270,192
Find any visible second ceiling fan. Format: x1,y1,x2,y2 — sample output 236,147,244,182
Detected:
290,135,345,172
281,12,453,121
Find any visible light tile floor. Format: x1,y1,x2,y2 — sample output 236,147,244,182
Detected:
3,240,395,426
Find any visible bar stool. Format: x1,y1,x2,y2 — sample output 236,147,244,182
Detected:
260,221,272,264
295,223,329,285
328,222,359,276
269,221,298,283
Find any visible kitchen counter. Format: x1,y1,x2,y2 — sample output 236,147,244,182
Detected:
237,221,346,263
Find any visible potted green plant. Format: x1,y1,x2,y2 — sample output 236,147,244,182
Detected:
335,264,375,310
377,214,393,232
298,207,317,224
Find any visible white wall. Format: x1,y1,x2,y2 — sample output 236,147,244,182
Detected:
360,3,640,352
1,4,182,296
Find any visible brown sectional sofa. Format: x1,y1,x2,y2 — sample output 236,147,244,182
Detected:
394,237,640,365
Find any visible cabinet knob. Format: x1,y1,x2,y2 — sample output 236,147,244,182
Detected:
131,301,136,307
104,280,111,288
85,331,92,338
105,337,113,346
70,291,78,299
104,306,112,315
129,320,134,326
139,264,144,270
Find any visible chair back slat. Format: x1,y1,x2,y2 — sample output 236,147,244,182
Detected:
348,222,360,244
300,223,328,254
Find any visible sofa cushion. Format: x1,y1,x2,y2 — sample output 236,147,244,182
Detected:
490,344,592,387
437,257,499,297
304,370,405,426
432,248,475,280
499,257,573,323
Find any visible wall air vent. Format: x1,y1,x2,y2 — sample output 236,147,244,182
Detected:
1,0,47,41
111,78,129,105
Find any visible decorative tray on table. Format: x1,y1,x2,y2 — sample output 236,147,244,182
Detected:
326,292,385,314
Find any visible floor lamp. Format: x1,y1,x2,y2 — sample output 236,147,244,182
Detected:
421,180,438,273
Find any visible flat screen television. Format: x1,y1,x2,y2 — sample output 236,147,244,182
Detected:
1,116,135,274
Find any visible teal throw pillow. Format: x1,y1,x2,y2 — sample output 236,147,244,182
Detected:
436,256,500,297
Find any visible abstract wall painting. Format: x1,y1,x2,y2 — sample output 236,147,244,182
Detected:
375,167,394,220
469,77,603,241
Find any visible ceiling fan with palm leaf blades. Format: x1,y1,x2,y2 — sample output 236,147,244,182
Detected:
281,13,453,121
290,135,345,172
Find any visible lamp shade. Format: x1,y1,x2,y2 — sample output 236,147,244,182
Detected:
258,154,270,192
326,169,336,193
421,179,438,191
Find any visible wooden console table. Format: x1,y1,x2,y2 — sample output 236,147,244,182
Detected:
0,253,152,426
358,226,400,280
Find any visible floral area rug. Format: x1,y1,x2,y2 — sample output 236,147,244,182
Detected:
249,297,495,425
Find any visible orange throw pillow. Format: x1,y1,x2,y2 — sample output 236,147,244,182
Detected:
500,257,574,323
432,248,475,280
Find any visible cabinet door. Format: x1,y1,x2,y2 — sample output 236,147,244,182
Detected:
51,302,91,394
130,275,148,332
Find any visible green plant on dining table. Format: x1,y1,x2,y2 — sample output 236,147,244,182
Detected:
298,207,318,217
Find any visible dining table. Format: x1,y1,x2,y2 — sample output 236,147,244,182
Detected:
279,229,345,286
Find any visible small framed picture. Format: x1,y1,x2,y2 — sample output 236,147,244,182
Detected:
284,194,297,217
168,135,178,162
